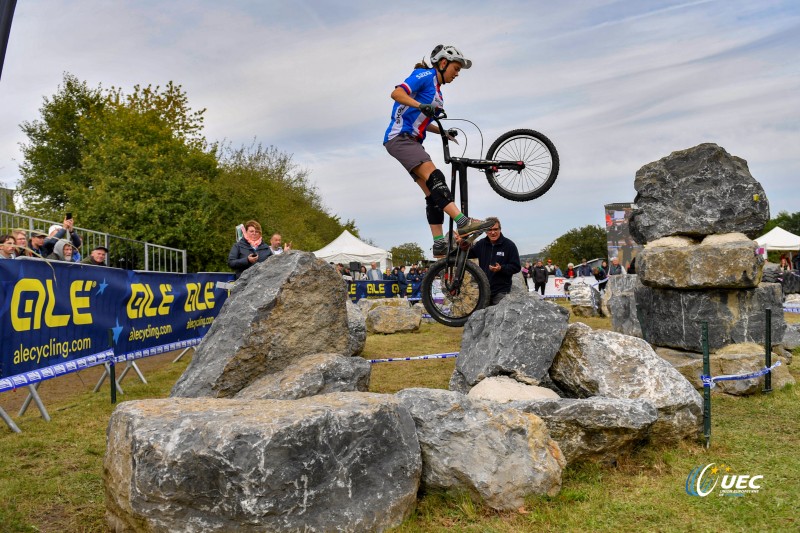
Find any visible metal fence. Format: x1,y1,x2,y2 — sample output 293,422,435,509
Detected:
0,209,186,273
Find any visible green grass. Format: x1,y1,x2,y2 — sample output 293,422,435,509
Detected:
1,313,799,532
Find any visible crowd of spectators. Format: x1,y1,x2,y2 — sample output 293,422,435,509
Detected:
1,214,112,267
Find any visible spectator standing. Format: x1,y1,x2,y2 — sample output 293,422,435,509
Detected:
778,255,791,273
47,239,78,262
564,263,577,279
368,262,383,280
28,230,47,257
554,264,563,277
578,259,592,277
531,259,548,296
396,265,408,298
228,220,273,279
268,233,292,255
544,258,556,278
407,266,422,283
44,216,82,259
12,230,28,256
465,219,521,306
0,234,16,259
521,261,531,289
83,246,109,266
608,257,626,276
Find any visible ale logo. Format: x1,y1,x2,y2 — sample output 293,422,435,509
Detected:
686,463,763,497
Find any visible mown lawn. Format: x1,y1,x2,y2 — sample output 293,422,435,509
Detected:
1,311,798,532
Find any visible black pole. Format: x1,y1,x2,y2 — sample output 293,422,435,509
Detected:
764,308,772,394
0,0,17,82
702,322,711,449
107,329,117,404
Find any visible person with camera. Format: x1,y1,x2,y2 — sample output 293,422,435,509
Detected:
44,213,83,260
228,220,273,279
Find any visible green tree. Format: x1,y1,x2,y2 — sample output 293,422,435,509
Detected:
764,210,800,236
18,73,105,215
16,74,356,272
541,225,607,269
390,242,425,265
215,142,352,254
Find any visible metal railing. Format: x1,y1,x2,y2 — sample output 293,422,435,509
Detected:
0,209,186,273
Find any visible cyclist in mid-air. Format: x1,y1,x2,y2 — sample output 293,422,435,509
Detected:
384,44,496,258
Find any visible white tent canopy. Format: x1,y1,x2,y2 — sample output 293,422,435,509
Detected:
755,226,800,252
313,230,393,271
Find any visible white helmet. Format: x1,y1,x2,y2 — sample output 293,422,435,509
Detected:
430,44,472,69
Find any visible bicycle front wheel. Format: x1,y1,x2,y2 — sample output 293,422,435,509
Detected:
485,129,559,202
421,257,490,327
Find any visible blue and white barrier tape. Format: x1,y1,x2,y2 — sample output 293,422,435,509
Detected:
784,307,800,314
701,361,781,389
368,352,459,364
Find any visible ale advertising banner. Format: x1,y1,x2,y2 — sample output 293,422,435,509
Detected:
0,258,233,392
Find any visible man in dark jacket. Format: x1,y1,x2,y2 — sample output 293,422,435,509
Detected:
531,259,548,296
467,219,521,305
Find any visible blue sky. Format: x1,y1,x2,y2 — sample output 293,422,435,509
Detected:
1,0,798,257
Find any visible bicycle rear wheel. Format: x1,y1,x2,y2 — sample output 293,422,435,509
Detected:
421,257,490,327
485,129,559,202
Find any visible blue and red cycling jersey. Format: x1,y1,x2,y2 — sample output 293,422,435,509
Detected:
383,68,444,144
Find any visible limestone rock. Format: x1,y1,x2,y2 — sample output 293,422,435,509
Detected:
511,397,658,465
628,143,769,244
346,299,367,356
467,376,560,403
235,353,370,400
782,323,800,350
451,292,570,392
358,297,409,315
568,281,602,317
551,323,703,443
171,252,349,398
660,343,794,395
635,282,786,351
395,388,564,511
602,274,643,338
366,305,421,334
637,233,764,289
104,393,421,533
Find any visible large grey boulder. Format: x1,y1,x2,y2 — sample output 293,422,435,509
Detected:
782,323,800,351
450,292,570,393
395,388,564,511
637,233,764,289
235,353,370,400
366,305,421,334
601,274,643,338
171,252,349,398
628,143,769,244
105,393,421,533
511,397,658,465
635,282,786,351
551,323,703,443
658,343,794,395
568,281,602,317
346,299,367,356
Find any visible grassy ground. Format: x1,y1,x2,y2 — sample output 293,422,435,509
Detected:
1,310,798,532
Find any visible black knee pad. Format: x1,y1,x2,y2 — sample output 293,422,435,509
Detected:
425,195,445,225
425,169,453,211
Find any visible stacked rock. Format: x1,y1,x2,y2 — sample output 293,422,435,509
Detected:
629,143,785,352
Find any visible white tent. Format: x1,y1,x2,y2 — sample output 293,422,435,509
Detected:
755,226,800,255
313,230,393,271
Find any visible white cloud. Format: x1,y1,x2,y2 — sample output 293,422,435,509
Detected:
1,0,798,257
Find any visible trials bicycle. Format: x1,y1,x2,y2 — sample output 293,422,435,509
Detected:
420,111,559,327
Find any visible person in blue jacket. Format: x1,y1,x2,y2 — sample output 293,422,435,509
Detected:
384,44,495,258
465,219,521,305
228,220,272,279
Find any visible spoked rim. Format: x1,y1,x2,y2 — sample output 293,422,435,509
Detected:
490,134,554,196
427,265,484,322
